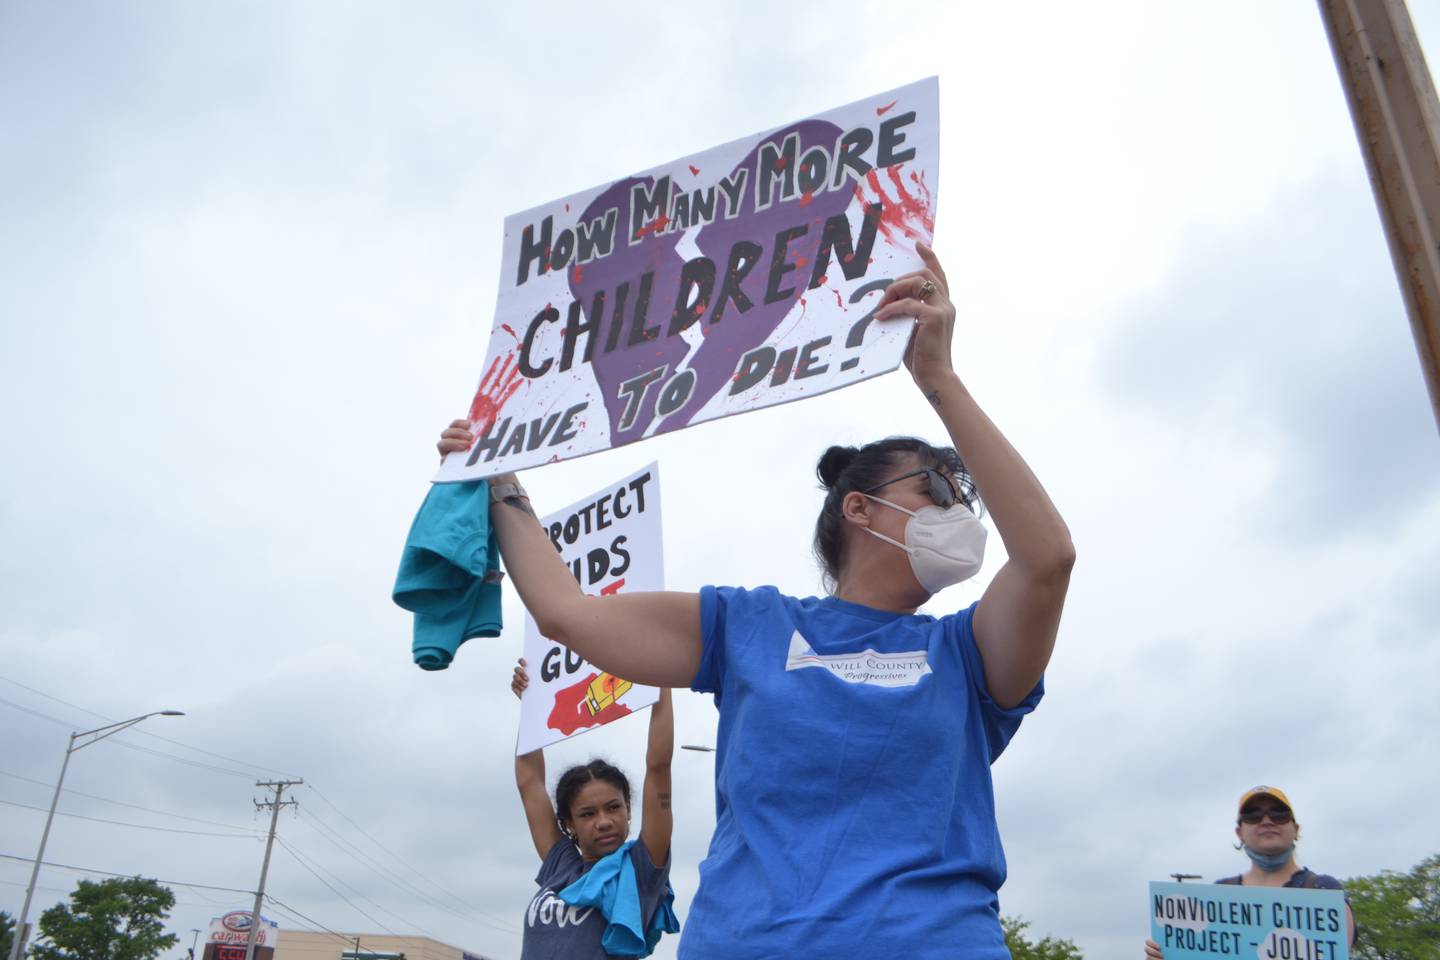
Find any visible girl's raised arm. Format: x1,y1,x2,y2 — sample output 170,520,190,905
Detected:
511,659,563,859
638,688,674,865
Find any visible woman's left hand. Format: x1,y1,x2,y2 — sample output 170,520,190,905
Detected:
871,240,955,393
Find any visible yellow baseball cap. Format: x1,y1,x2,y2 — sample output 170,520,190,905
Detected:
1237,785,1295,818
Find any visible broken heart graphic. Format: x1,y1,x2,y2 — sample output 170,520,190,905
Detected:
570,119,853,445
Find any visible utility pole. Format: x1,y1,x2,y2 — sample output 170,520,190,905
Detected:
244,780,301,960
1319,0,1440,434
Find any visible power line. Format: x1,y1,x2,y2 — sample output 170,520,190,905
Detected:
0,797,262,839
261,895,357,949
103,740,260,781
0,694,72,728
304,784,514,930
0,693,267,782
274,833,448,940
0,852,254,895
292,808,495,931
273,837,400,936
0,877,228,909
0,768,264,833
292,805,514,934
0,675,292,777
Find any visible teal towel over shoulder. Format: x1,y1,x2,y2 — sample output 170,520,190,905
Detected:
393,480,503,670
558,840,680,957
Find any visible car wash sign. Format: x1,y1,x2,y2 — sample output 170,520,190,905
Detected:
203,912,278,960
437,77,938,481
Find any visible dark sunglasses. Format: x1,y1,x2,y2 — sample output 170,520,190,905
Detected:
1239,807,1293,825
863,468,978,511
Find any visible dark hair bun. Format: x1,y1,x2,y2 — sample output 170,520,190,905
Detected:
817,445,859,487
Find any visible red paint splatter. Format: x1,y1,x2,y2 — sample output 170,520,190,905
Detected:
856,166,934,243
500,323,518,340
632,214,670,240
571,263,584,283
688,164,701,176
832,288,843,309
817,274,828,285
876,99,898,116
599,578,626,596
565,203,571,212
774,155,788,169
794,255,809,268
547,671,633,735
798,190,814,207
466,352,525,439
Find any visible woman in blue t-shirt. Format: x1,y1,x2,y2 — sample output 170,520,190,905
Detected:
510,658,677,960
439,242,1075,958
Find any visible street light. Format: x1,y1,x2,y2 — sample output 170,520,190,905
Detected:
6,710,185,960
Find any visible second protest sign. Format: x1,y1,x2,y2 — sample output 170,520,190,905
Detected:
516,462,664,755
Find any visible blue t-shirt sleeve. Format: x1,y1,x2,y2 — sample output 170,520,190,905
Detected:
692,584,734,695
534,837,582,887
949,601,1044,762
628,837,673,917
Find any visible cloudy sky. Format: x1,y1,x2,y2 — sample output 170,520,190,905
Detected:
3,3,1439,959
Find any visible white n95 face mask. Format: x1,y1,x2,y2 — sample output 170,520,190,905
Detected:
862,495,988,594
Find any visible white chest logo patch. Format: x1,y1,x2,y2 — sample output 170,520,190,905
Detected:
784,631,933,688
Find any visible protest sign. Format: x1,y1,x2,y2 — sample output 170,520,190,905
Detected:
1149,881,1348,960
516,463,663,755
438,77,939,481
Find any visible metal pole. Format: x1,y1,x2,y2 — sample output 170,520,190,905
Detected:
1319,0,1440,433
6,738,74,960
243,780,301,960
6,710,181,960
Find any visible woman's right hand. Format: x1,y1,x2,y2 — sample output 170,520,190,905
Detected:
437,418,473,458
511,658,529,700
1144,938,1164,960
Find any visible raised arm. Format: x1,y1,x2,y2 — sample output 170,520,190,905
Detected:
872,243,1076,708
437,423,702,688
638,688,674,866
511,659,563,859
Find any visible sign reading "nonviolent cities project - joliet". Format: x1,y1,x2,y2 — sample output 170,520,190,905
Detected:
1149,881,1348,960
516,462,663,755
437,77,938,481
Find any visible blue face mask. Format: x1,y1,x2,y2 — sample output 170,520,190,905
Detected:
1242,842,1295,871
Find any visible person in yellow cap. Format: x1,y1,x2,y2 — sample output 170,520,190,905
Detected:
1143,786,1355,958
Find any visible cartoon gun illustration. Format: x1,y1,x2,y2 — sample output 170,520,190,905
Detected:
584,672,633,716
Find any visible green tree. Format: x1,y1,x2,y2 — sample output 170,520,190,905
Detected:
31,877,178,960
1347,854,1440,960
1002,915,1085,960
3,909,17,960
